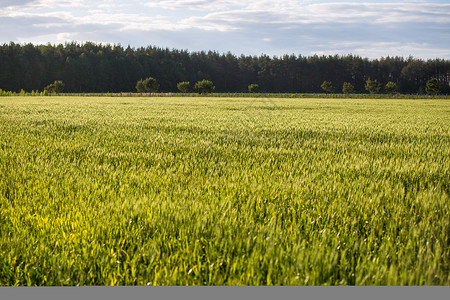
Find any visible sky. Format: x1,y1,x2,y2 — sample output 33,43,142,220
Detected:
0,0,449,59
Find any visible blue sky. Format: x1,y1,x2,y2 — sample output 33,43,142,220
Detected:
1,0,449,59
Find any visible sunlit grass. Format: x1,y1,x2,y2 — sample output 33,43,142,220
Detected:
0,96,449,285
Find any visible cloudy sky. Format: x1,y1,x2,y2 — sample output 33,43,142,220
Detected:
1,0,449,59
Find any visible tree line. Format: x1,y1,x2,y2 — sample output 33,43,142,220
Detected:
0,42,449,94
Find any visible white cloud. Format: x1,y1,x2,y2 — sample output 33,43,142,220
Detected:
312,41,450,59
305,2,450,24
140,1,450,35
0,0,35,8
2,1,450,31
177,2,450,27
0,0,87,8
144,0,245,11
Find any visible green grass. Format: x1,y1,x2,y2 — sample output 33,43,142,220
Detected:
0,96,449,286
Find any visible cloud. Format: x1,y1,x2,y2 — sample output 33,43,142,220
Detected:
313,41,450,59
0,0,36,8
144,0,245,11
0,0,86,9
176,2,450,28
0,15,73,43
3,1,450,31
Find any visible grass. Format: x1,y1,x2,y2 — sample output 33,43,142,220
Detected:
0,96,449,285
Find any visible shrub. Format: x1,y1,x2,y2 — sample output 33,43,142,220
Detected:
342,82,355,94
177,81,190,93
426,78,441,95
365,78,381,94
194,80,215,94
321,81,334,93
136,77,159,93
44,80,65,94
248,84,259,93
385,81,398,94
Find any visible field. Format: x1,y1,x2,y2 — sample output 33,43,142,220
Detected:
0,96,449,285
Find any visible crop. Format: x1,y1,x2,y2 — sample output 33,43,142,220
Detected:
0,96,449,285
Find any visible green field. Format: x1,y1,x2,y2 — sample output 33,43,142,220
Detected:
0,96,449,285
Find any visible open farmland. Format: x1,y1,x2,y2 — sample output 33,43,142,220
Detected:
0,96,449,285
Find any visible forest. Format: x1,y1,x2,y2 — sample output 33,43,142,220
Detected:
0,42,449,94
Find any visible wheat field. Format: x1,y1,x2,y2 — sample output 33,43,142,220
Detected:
0,96,448,285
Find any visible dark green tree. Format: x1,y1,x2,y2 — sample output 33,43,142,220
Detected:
44,80,64,94
177,81,190,93
342,82,355,94
136,80,145,92
1,42,449,94
385,81,398,94
321,81,333,93
365,78,381,94
425,78,441,95
248,83,259,93
136,77,159,93
194,79,215,94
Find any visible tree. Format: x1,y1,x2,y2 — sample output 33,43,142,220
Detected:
136,77,159,93
426,78,441,95
365,78,381,94
3,43,448,94
136,80,145,92
321,81,333,93
248,83,259,93
385,81,398,94
342,82,355,94
44,80,64,94
177,81,190,93
194,79,215,94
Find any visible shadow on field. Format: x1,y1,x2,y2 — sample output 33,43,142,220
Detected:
227,97,279,133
